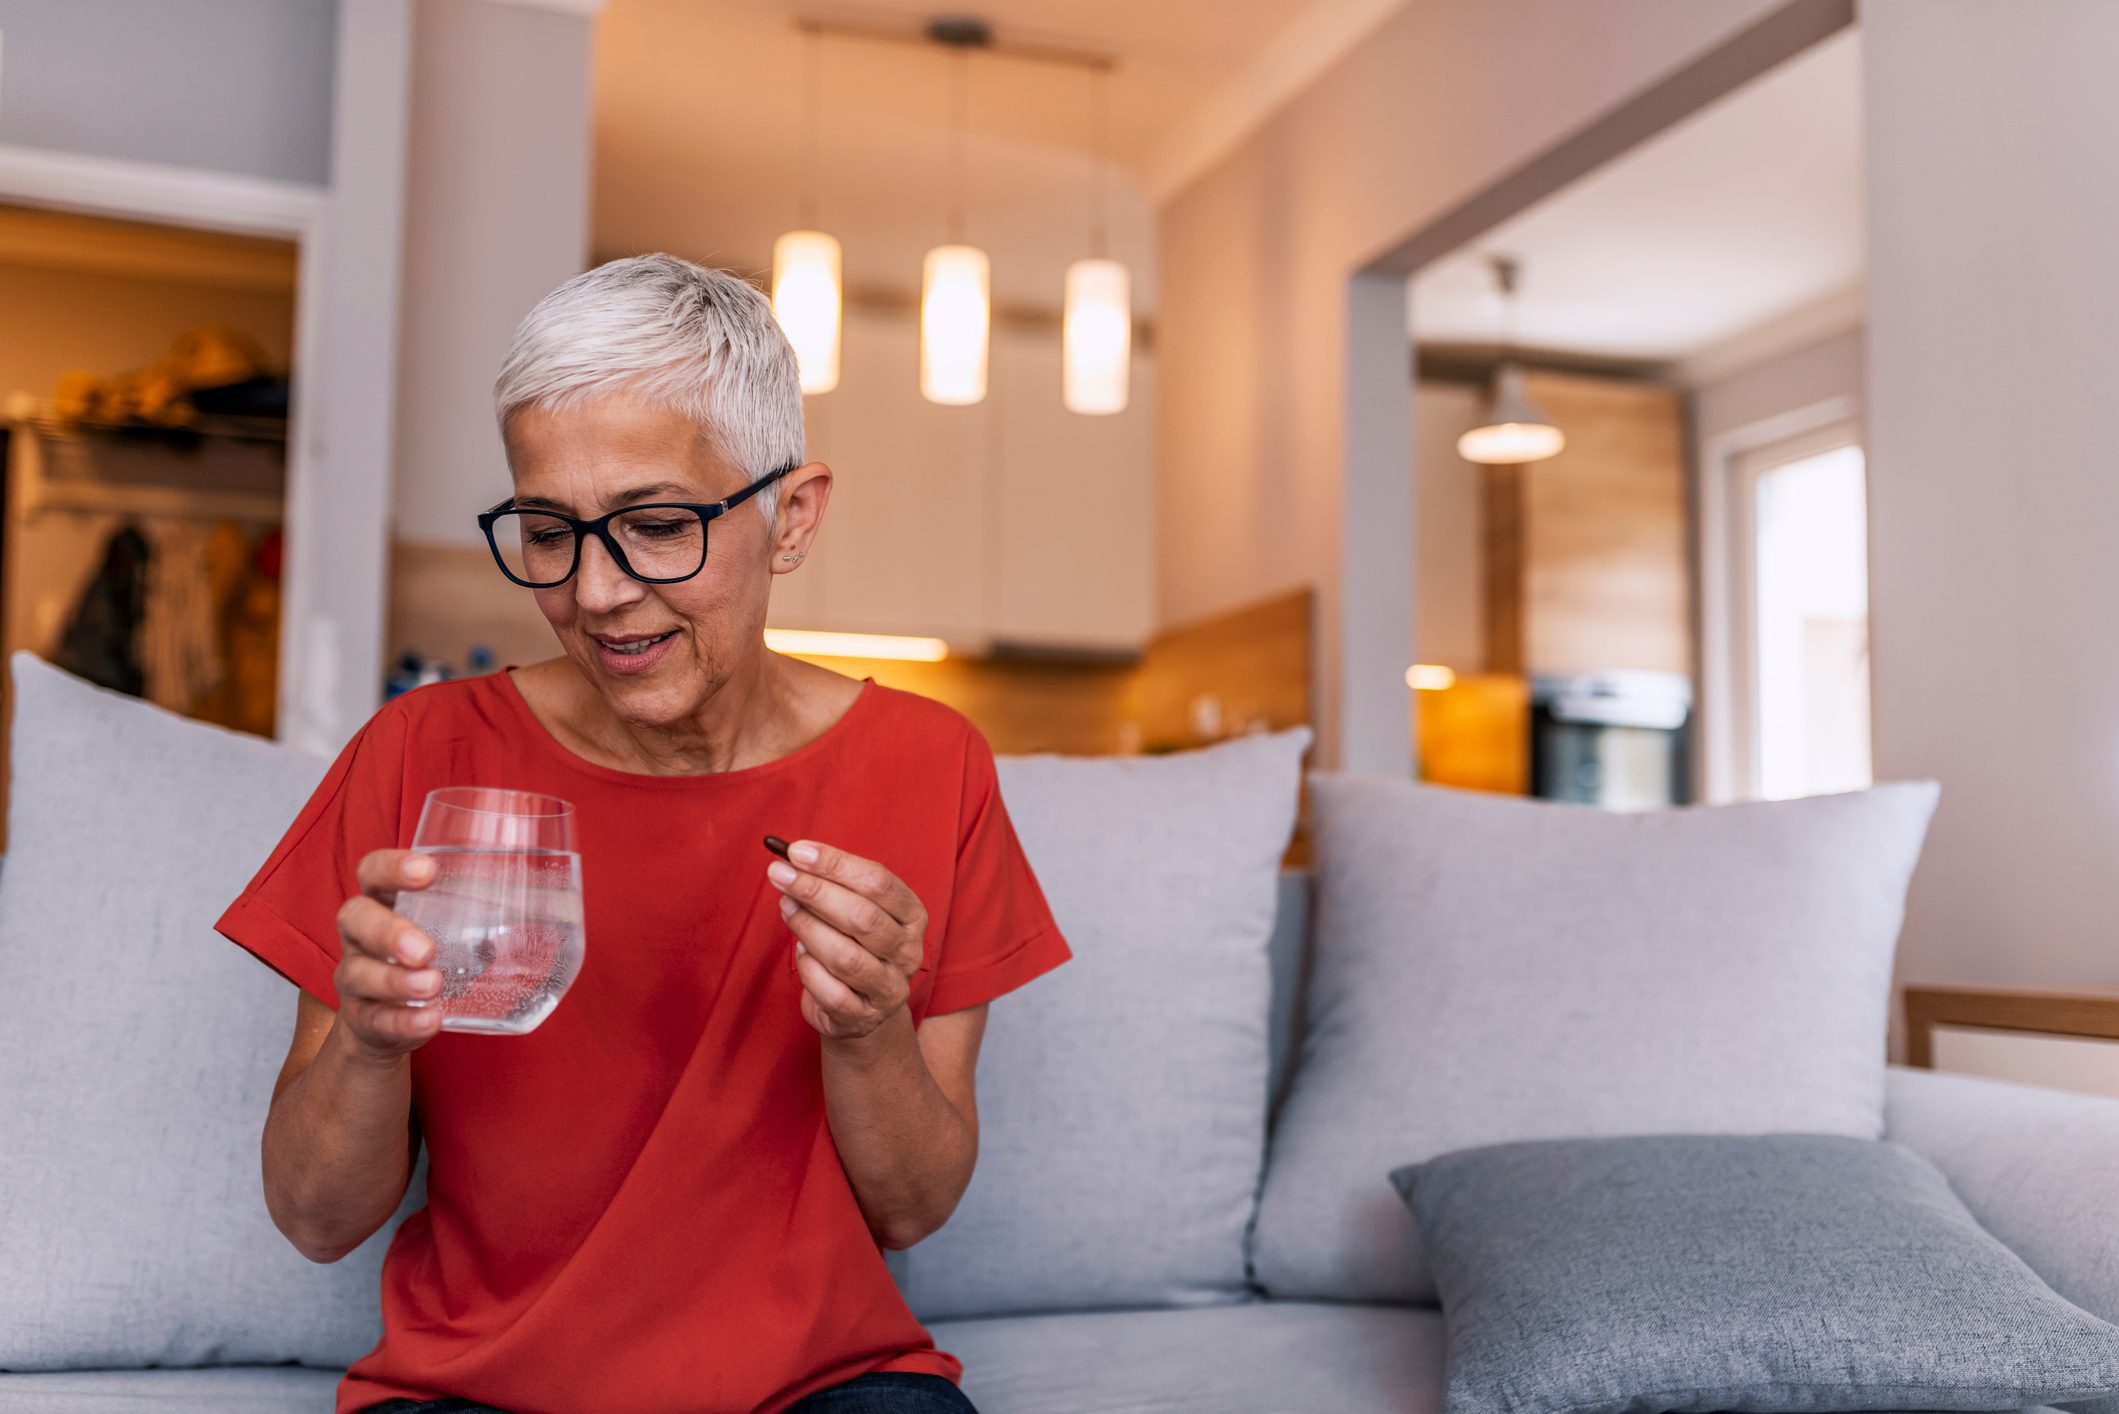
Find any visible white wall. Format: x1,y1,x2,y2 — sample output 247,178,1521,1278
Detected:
1156,0,1796,770
390,0,594,548
1413,381,1486,672
0,0,335,184
1862,1,2119,1009
1691,326,1862,449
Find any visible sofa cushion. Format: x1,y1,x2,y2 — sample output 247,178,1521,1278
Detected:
1887,1068,2119,1331
933,1299,1443,1414
0,653,424,1370
894,729,1310,1320
0,1366,342,1411
1253,774,1938,1303
1397,1133,2119,1413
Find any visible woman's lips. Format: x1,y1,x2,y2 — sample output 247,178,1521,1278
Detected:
592,630,678,675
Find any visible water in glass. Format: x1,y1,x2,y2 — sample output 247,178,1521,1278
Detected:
395,787,584,1035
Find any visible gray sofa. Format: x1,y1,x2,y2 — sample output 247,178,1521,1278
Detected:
11,874,2119,1410
5,653,2119,1412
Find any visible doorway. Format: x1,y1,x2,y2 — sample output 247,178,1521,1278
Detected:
0,202,299,845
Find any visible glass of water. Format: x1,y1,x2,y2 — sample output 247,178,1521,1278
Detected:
394,787,584,1035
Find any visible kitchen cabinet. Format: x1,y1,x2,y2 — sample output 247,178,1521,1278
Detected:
770,305,1153,654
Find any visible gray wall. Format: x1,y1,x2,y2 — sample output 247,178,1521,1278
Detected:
1862,0,2119,1002
0,0,335,185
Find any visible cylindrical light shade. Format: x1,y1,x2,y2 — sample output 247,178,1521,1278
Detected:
920,244,990,405
772,229,841,395
1063,258,1131,414
1457,362,1567,464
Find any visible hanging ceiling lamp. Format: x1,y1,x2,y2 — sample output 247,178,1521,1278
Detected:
922,29,990,405
1457,255,1566,465
1063,62,1129,415
773,24,842,395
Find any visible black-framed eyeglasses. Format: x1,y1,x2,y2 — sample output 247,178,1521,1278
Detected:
476,462,797,588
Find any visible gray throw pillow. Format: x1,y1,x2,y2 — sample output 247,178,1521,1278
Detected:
1394,1133,2119,1413
0,653,424,1369
1253,774,1939,1304
893,727,1312,1320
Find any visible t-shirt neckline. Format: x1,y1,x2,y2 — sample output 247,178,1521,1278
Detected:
492,665,880,790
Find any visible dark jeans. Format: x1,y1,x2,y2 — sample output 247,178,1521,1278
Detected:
362,1370,979,1414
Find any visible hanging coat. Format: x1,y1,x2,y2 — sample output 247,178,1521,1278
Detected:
52,523,151,696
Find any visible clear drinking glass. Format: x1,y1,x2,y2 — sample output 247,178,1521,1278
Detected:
394,787,585,1035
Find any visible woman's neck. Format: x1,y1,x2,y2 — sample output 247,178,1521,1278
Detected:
517,651,861,777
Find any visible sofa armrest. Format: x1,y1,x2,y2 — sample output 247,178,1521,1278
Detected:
1904,985,2119,1067
1886,1065,2119,1328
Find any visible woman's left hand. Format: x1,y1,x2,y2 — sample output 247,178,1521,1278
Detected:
767,841,928,1042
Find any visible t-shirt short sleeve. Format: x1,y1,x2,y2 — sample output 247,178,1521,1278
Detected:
922,727,1072,1017
214,701,412,1010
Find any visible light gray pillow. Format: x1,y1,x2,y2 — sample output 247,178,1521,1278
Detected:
893,727,1311,1320
1252,774,1939,1303
1394,1134,2119,1413
0,652,424,1369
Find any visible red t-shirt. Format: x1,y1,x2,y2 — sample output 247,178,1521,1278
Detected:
214,668,1071,1414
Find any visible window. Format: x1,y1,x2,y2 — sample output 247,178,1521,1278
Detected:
1734,426,1871,799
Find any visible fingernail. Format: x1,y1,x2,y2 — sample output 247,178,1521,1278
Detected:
795,940,808,957
779,894,797,917
406,856,436,882
767,860,796,888
409,970,440,996
400,932,430,965
788,841,820,866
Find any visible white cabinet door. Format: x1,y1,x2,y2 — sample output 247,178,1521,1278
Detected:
765,306,1152,652
794,306,993,643
988,326,1154,651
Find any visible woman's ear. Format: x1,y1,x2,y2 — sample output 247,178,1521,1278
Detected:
770,461,832,573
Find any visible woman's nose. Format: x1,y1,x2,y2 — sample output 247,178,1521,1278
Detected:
572,533,645,609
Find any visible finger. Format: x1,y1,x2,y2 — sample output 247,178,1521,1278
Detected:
784,840,923,928
335,895,436,965
783,901,898,999
340,951,444,1005
768,860,899,944
363,1002,444,1045
356,848,438,904
795,945,872,1022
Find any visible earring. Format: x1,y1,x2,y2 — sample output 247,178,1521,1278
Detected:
780,551,805,563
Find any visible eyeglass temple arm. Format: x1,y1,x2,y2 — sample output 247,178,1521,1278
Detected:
722,461,797,510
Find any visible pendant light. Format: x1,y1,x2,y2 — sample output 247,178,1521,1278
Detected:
773,25,841,394
921,40,990,405
1063,63,1129,415
1457,255,1565,465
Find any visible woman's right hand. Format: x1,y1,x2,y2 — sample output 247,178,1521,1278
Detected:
333,849,446,1060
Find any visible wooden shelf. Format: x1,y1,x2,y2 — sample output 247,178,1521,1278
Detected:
5,392,285,524
6,399,288,448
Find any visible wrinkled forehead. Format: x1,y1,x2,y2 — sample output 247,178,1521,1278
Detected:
501,394,738,510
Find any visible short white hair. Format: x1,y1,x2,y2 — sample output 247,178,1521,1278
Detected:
493,253,803,522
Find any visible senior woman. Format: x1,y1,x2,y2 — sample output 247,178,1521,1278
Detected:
215,253,1072,1414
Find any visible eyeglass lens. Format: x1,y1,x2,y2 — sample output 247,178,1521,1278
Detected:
490,508,708,585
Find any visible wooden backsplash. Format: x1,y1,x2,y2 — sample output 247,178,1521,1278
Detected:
1484,370,1691,678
